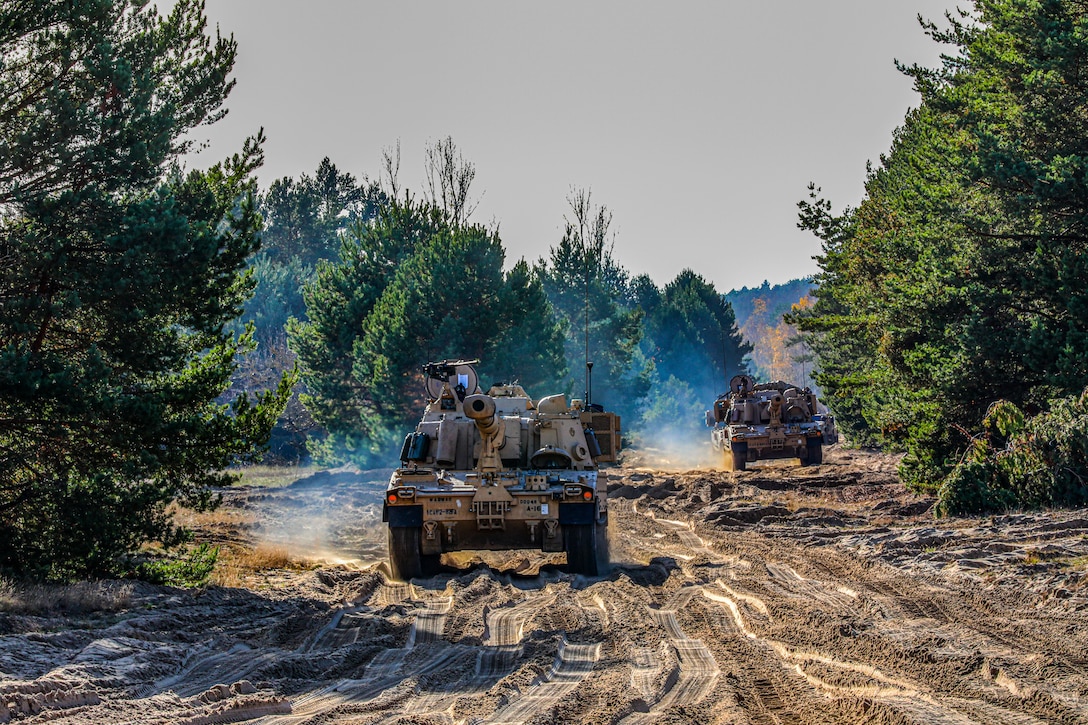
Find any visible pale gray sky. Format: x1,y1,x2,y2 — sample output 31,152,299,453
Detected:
188,1,955,292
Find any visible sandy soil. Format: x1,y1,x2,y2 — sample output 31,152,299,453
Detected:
3,446,1088,724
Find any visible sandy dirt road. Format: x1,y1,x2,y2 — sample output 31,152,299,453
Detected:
3,447,1088,724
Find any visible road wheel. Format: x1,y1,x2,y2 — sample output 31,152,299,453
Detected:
806,440,824,466
564,523,599,576
731,443,747,471
387,526,423,581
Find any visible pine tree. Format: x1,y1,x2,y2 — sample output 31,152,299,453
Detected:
289,197,565,464
636,270,751,440
643,269,750,401
0,0,292,579
537,189,649,420
796,1,1088,493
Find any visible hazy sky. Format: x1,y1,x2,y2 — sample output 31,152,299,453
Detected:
187,1,955,292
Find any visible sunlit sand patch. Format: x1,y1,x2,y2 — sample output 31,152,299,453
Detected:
441,549,567,576
632,501,691,529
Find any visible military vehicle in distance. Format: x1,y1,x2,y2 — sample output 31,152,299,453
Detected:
383,359,620,581
707,374,837,472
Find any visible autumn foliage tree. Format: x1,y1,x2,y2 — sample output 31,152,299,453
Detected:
739,294,817,387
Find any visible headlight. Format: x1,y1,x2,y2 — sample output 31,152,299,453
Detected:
564,484,594,500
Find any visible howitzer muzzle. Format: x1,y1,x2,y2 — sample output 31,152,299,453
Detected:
463,394,503,440
768,394,783,426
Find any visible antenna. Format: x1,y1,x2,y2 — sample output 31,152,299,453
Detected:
584,234,591,405
587,361,594,407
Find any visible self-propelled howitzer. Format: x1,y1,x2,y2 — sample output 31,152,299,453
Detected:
707,374,838,471
382,360,618,580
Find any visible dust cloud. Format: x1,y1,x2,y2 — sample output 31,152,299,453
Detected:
242,467,391,566
628,424,721,470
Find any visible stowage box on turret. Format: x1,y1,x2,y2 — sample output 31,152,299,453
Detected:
382,360,620,581
707,374,838,472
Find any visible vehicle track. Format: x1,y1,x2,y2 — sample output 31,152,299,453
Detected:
627,495,1066,724
260,584,456,724
696,540,1088,725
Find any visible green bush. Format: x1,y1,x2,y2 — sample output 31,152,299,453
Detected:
136,544,219,588
936,390,1088,516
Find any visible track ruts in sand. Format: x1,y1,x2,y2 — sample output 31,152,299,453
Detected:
619,589,721,723
662,511,1088,724
617,499,821,723
617,493,1080,724
855,576,1088,724
260,579,456,724
12,457,1088,724
396,589,558,721
487,635,602,725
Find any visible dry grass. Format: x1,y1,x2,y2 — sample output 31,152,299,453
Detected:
0,579,133,616
169,500,256,534
1062,555,1088,571
238,544,293,569
209,544,311,587
171,465,315,530
176,505,255,528
232,464,318,488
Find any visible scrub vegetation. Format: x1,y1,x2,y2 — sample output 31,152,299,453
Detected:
791,1,1088,514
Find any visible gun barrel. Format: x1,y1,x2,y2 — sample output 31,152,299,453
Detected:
463,394,502,439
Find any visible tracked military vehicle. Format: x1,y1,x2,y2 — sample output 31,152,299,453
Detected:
382,359,620,580
707,374,837,471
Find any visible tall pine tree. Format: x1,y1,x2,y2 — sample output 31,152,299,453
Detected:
289,197,565,464
637,270,751,438
0,0,292,579
796,0,1088,495
537,189,649,421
